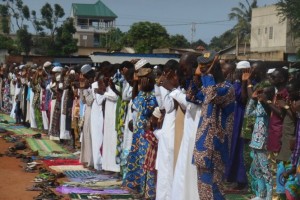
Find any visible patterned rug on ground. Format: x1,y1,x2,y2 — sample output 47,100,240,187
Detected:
225,193,253,200
68,192,136,200
26,138,74,158
0,114,37,135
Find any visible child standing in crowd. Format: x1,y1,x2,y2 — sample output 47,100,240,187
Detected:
246,86,274,200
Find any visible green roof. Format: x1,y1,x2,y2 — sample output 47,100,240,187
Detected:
72,0,117,18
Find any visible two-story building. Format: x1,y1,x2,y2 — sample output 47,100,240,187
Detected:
71,0,117,55
250,5,300,61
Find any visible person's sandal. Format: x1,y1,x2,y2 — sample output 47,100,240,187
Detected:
26,183,46,191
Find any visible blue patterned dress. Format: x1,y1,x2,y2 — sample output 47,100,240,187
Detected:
123,91,158,199
225,81,247,184
246,99,273,200
191,75,235,200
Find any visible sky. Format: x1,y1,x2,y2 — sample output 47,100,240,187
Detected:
13,0,278,44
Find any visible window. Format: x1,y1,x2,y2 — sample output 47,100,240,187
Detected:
269,27,273,39
258,28,261,35
265,27,268,34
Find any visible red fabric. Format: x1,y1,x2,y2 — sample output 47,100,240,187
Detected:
43,159,81,166
143,130,158,171
267,88,289,152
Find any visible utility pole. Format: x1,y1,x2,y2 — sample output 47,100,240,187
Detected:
191,22,196,44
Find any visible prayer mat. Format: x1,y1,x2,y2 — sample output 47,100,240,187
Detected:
69,174,115,183
0,114,36,135
49,165,88,173
43,159,81,166
0,113,15,123
26,138,73,157
64,170,98,178
68,193,135,200
225,193,253,200
57,186,129,195
64,180,122,188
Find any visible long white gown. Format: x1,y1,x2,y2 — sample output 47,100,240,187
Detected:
121,81,133,156
80,88,94,167
156,86,176,200
10,83,18,119
41,88,49,130
170,89,201,200
29,85,37,129
60,89,70,139
102,86,120,172
90,82,105,170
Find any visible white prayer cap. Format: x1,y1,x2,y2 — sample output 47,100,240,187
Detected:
236,61,250,69
267,68,276,74
52,66,63,72
283,66,288,70
135,59,149,71
81,64,92,74
154,65,158,69
19,64,25,70
70,70,75,74
43,61,52,69
152,107,162,119
289,68,299,73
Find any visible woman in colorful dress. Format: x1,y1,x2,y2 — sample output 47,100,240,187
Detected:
190,51,235,200
123,67,158,199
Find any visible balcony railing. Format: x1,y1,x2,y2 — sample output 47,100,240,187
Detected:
75,25,114,33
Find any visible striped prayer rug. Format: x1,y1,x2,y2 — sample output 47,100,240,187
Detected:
26,138,74,157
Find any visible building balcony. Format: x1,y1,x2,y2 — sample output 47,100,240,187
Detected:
75,25,113,34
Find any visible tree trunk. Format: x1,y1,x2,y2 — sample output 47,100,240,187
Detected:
235,35,239,58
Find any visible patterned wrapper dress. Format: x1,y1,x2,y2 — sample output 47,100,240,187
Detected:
123,91,158,199
192,75,235,200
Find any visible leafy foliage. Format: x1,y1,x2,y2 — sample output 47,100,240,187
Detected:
209,29,236,51
125,22,170,53
229,0,257,43
190,38,208,50
276,0,300,37
0,4,10,34
169,34,190,48
0,33,15,51
16,26,32,55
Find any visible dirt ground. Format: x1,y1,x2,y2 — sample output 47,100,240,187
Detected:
0,136,40,200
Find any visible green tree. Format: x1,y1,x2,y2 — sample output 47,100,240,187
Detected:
209,29,236,51
0,0,32,54
277,0,300,37
2,0,30,30
40,3,65,40
100,28,125,51
16,26,32,55
55,18,77,56
191,38,208,49
0,34,15,51
229,0,257,44
125,21,170,53
0,5,10,34
169,34,190,48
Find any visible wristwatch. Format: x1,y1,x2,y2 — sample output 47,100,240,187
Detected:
267,100,272,104
284,105,290,110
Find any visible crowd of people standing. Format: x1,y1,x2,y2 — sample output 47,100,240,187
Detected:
0,51,299,200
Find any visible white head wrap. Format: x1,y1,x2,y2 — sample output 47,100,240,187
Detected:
236,61,250,69
152,107,162,119
135,59,148,71
267,68,276,74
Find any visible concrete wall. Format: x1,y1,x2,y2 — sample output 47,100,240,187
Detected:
77,47,107,56
251,5,291,53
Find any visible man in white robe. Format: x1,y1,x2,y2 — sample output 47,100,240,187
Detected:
155,60,180,200
90,81,105,170
102,84,120,172
171,53,201,200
